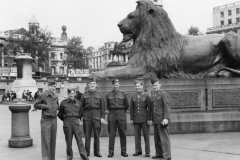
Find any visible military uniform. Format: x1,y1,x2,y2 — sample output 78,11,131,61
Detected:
151,90,171,160
106,89,129,156
34,90,59,160
80,90,105,156
130,91,151,155
58,98,88,160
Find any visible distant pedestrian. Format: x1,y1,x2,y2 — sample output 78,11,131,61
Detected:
58,88,89,160
34,80,59,160
75,86,83,101
150,79,171,160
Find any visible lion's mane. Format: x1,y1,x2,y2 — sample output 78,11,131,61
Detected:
128,0,187,78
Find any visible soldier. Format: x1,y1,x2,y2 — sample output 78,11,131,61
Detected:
75,86,83,101
80,78,105,157
58,88,89,160
149,79,171,160
34,80,59,160
130,80,151,157
106,79,129,158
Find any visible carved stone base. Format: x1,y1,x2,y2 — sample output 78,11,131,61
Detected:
9,137,33,148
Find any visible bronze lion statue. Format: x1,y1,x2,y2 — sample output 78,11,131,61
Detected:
90,0,240,79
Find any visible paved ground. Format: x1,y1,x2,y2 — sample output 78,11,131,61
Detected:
1,104,240,160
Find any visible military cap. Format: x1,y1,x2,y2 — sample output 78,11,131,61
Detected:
134,80,143,85
48,80,56,86
112,79,119,84
67,87,75,94
151,79,160,85
88,78,97,83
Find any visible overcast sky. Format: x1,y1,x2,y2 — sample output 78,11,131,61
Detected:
0,0,238,48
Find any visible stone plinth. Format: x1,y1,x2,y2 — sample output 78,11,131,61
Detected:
9,102,33,148
12,54,38,99
91,78,240,134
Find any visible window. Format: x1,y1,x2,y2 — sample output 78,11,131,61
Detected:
228,19,232,24
56,88,60,93
237,8,240,14
220,11,224,17
51,67,55,74
4,64,8,67
221,20,224,25
108,54,111,60
51,52,55,59
38,65,43,72
228,10,232,16
60,67,64,74
108,44,111,47
60,53,63,59
237,17,240,23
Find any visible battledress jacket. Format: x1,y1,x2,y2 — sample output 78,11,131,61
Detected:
151,90,170,124
34,90,59,118
130,91,151,123
80,90,105,121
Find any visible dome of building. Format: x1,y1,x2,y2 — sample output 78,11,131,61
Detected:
28,15,39,24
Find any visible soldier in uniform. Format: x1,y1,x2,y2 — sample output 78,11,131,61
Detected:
80,78,105,157
149,79,171,160
106,79,129,158
130,80,151,157
34,80,59,160
58,88,88,160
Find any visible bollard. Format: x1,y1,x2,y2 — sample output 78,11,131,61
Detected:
8,102,33,148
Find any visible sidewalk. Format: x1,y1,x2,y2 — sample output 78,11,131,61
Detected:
0,104,240,160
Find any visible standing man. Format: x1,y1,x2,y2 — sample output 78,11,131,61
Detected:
34,80,59,160
80,78,105,157
58,88,88,160
130,80,151,157
75,86,83,101
106,79,129,158
149,79,171,160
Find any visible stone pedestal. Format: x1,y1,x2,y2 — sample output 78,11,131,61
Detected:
9,102,33,148
12,54,38,99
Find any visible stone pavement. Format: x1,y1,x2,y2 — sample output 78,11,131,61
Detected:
0,104,240,160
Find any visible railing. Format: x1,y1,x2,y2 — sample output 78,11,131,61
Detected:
207,23,240,31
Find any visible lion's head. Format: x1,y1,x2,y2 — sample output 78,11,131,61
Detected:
117,0,186,78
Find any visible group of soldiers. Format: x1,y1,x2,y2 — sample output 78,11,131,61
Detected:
34,78,171,160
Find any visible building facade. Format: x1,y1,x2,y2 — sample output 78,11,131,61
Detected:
0,16,68,79
88,41,129,70
207,1,240,34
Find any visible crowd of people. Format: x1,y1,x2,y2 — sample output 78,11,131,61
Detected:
1,90,17,101
1,90,40,102
34,79,171,160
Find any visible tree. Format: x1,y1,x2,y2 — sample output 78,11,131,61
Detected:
63,37,89,69
3,25,52,66
187,26,204,36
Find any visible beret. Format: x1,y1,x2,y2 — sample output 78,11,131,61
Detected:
48,80,56,86
88,78,97,83
112,79,119,84
67,87,75,94
134,80,143,85
151,79,160,85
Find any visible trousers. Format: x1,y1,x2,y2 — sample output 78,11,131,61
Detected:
41,117,57,160
134,122,150,154
63,118,87,159
83,119,101,155
108,110,127,154
154,124,171,159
